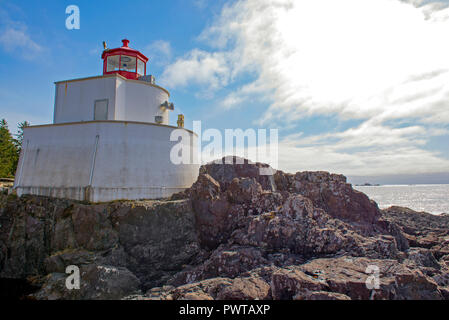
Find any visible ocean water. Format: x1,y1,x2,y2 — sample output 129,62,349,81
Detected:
353,184,449,215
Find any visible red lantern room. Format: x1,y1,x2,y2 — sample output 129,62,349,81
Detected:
101,39,149,80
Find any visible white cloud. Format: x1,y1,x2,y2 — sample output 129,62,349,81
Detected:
221,94,244,109
0,6,44,60
163,0,449,176
277,141,449,176
0,26,43,60
144,40,172,62
160,49,230,90
278,121,449,175
179,0,449,121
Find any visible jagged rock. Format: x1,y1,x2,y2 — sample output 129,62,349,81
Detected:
299,256,442,300
294,291,351,300
275,170,382,233
382,206,449,259
109,199,200,289
227,177,264,204
1,158,448,300
405,248,440,270
200,156,276,191
215,276,271,300
191,169,402,259
70,205,118,251
271,267,326,299
168,246,270,286
0,195,200,298
231,194,357,256
31,264,141,300
189,174,234,249
44,249,96,273
130,275,271,300
132,255,444,300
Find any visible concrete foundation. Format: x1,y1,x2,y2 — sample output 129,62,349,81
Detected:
14,121,199,202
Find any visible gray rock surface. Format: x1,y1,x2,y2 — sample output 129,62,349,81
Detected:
1,157,448,300
0,195,200,298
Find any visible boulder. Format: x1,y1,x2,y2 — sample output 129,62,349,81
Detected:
32,264,141,300
275,170,382,233
0,195,200,297
200,156,276,191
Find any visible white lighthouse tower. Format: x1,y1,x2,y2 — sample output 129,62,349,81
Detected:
13,39,199,202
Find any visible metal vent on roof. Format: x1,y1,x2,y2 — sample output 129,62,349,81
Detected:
155,116,163,124
138,75,155,84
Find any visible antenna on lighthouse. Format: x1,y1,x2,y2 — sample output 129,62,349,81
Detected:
102,41,108,50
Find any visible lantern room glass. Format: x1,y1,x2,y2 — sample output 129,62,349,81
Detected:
120,55,136,72
106,55,120,72
137,59,145,76
105,54,146,77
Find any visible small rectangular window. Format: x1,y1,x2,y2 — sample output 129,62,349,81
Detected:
94,99,108,120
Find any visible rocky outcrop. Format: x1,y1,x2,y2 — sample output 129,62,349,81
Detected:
1,157,448,300
33,264,141,300
274,171,382,233
0,195,200,299
126,256,443,300
382,206,449,257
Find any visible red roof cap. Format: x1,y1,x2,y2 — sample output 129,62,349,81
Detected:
101,39,148,62
101,39,149,80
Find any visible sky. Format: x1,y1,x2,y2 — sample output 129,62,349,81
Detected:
0,0,448,184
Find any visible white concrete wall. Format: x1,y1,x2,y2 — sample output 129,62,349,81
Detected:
115,77,170,125
54,77,117,123
14,121,199,202
114,77,127,121
54,75,171,125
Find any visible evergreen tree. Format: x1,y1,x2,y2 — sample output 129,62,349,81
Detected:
14,121,30,153
0,119,19,177
12,121,30,174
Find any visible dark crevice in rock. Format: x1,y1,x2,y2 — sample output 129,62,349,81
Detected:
0,278,40,300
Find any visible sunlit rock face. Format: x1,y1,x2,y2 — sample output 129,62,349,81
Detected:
1,157,448,300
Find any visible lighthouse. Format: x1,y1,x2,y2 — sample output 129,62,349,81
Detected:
13,39,199,202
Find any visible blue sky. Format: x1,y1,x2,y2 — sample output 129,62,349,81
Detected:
1,0,449,183
0,0,227,127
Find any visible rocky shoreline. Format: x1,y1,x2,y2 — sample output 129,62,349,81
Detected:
1,157,448,300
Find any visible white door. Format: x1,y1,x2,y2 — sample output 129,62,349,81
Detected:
94,99,108,120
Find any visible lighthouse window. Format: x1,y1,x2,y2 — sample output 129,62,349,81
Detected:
137,59,145,75
120,55,136,72
94,99,108,121
106,55,120,72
